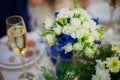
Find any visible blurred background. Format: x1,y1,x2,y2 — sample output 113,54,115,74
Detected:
29,0,120,41
0,0,120,38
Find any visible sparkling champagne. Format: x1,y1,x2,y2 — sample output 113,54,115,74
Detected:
7,26,27,55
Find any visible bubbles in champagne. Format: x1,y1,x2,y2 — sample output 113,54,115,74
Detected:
7,26,27,55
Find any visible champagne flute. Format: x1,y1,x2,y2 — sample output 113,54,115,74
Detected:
6,15,35,80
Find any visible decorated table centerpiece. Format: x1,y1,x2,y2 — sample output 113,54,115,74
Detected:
41,0,120,80
42,0,104,58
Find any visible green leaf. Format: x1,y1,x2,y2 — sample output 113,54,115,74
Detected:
74,0,79,9
57,18,68,26
83,35,89,41
74,14,81,18
42,31,52,37
54,38,58,43
63,18,68,25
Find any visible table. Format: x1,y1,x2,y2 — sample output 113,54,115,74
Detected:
0,31,55,80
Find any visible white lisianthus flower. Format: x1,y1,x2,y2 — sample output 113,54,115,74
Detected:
92,68,111,80
82,21,96,30
76,29,89,39
73,9,81,14
44,18,53,30
96,60,106,70
71,18,81,28
79,8,91,19
63,25,76,35
79,16,85,23
84,47,94,56
76,30,83,38
73,43,83,51
71,32,76,39
46,34,55,46
57,8,74,18
86,31,99,43
63,43,73,53
86,36,95,43
54,24,62,35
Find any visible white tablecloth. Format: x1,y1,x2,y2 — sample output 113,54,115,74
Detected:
1,54,55,80
0,31,55,80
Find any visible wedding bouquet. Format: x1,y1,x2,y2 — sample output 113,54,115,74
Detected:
42,2,104,56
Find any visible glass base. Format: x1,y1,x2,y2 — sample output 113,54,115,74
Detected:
19,73,35,80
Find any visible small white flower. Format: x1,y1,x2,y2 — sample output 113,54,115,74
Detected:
73,43,83,51
54,24,62,35
82,21,96,29
84,47,94,56
63,25,76,35
71,32,76,39
86,36,95,43
71,18,81,28
86,31,99,43
76,29,89,39
63,43,73,53
46,34,55,46
44,18,53,30
96,60,105,70
92,68,111,80
79,8,91,19
73,9,81,14
57,8,74,18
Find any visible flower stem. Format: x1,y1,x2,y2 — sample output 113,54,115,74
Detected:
74,0,79,9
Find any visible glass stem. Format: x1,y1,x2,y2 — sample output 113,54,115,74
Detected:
20,55,26,78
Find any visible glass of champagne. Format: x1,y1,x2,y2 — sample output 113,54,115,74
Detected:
6,15,35,80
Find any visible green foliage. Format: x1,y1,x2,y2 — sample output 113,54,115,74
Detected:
41,31,53,37
41,43,120,80
40,67,57,80
94,43,114,60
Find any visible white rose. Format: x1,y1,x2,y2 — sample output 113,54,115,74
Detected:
90,31,99,40
71,32,76,39
73,43,83,51
84,47,94,56
74,9,81,14
82,22,90,29
79,16,85,22
76,29,89,38
86,36,95,43
63,43,73,53
57,8,74,18
76,29,83,38
46,34,55,46
44,18,53,30
63,25,76,35
71,18,81,28
79,8,91,19
54,24,62,35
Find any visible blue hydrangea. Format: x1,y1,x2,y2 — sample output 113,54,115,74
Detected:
92,18,99,25
56,34,77,48
95,40,102,45
67,18,71,23
55,12,59,17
